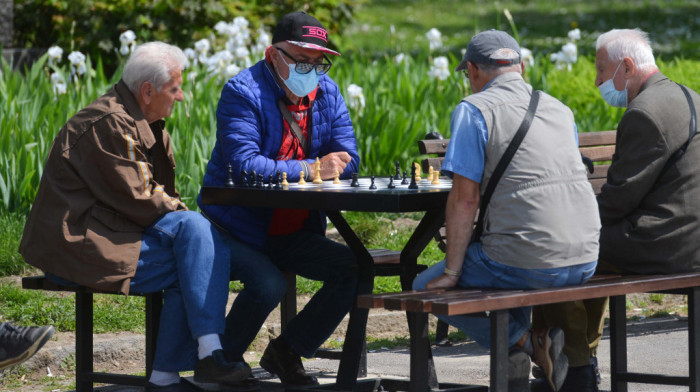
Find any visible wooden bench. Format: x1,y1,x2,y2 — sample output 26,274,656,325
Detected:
19,246,409,391
354,130,700,391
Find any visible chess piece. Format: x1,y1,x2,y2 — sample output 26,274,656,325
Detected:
274,171,282,190
350,173,360,187
388,174,395,189
333,170,340,184
394,161,401,180
298,171,306,185
414,162,422,182
369,175,377,190
281,172,289,187
401,170,409,185
256,173,264,188
428,165,434,182
225,163,235,187
408,164,418,189
250,170,257,187
240,170,249,187
313,157,323,184
432,170,440,185
267,174,273,189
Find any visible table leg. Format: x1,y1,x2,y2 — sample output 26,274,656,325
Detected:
326,210,374,389
490,310,509,392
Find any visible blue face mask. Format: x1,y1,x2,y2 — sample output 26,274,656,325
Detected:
598,61,628,107
277,53,319,98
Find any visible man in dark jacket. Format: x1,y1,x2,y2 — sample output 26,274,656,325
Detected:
532,28,700,392
198,11,359,389
20,42,249,391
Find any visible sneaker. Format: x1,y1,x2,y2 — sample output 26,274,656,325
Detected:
509,348,531,392
260,337,318,386
0,322,55,371
531,357,600,392
531,328,568,391
194,349,252,384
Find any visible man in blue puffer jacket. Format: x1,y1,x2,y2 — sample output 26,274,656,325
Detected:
198,11,359,389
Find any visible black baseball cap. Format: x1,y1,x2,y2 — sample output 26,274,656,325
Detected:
272,11,341,56
455,29,521,71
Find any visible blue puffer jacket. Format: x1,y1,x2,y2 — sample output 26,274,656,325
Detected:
197,59,360,250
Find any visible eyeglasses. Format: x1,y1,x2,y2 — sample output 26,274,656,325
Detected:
462,70,469,79
276,47,332,75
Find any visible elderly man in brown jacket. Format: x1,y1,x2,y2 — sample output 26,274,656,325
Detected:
20,42,249,391
532,28,700,392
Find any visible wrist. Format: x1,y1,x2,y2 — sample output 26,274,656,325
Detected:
443,266,461,277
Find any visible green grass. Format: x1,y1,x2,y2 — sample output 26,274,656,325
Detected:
0,213,28,276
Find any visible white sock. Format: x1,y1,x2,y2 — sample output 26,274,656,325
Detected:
197,333,223,360
149,370,180,386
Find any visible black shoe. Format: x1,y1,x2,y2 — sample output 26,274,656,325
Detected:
509,348,531,392
221,376,261,392
0,322,55,371
531,328,568,391
531,363,598,392
194,349,252,384
146,378,202,392
260,337,319,386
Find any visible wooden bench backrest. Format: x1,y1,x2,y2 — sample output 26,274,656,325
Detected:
419,130,616,195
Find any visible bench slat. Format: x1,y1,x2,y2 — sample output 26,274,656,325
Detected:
580,145,615,162
418,139,449,155
578,130,617,147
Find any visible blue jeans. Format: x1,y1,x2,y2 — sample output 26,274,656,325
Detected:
222,230,358,359
412,242,596,348
48,211,232,372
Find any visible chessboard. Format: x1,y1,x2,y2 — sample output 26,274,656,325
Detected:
280,176,452,193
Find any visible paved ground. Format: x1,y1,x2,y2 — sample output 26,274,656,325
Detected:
21,314,693,392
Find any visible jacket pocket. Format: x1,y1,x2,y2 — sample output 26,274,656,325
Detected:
80,205,142,273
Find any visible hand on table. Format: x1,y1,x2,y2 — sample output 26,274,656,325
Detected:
319,152,352,179
425,274,459,290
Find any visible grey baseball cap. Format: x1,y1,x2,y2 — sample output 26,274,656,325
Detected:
455,29,522,71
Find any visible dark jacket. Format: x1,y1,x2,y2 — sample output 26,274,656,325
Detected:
197,60,359,250
19,80,186,294
598,72,700,273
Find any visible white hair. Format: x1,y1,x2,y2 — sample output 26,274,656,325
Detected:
480,48,522,74
596,29,656,70
122,42,187,94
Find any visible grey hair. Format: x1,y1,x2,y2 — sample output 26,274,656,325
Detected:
122,42,187,94
478,48,522,74
596,29,656,70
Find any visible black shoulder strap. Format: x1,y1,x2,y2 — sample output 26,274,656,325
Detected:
472,90,541,242
660,84,698,174
277,98,308,155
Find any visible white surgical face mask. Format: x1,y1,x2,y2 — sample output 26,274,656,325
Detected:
598,61,628,107
276,49,319,98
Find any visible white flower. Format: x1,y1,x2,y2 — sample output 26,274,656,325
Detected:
184,48,197,59
120,45,131,56
390,25,395,35
225,64,241,78
119,30,136,45
520,47,534,67
68,51,86,65
233,16,249,29
394,53,406,64
346,84,365,110
194,38,211,54
53,81,67,95
426,28,442,51
50,72,64,85
47,46,63,66
568,28,581,41
48,46,63,60
76,62,87,75
187,71,198,83
561,42,578,63
427,56,450,81
214,21,230,35
233,46,250,60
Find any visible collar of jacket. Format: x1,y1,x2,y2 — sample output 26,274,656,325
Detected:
114,79,164,150
637,71,667,98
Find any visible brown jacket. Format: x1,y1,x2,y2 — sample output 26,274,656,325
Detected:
20,80,186,294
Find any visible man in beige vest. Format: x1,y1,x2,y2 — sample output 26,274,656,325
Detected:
412,30,600,392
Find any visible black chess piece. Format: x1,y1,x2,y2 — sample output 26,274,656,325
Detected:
275,170,282,190
369,175,377,190
350,172,360,187
267,174,273,189
408,165,418,189
250,170,257,187
240,169,248,187
388,174,395,189
394,161,401,180
225,163,235,187
401,170,409,185
256,173,264,188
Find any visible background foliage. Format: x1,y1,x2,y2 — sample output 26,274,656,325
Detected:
13,0,358,73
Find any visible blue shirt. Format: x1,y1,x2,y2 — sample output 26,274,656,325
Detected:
442,93,578,183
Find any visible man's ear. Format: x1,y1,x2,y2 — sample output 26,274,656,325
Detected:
140,82,153,105
622,57,636,78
